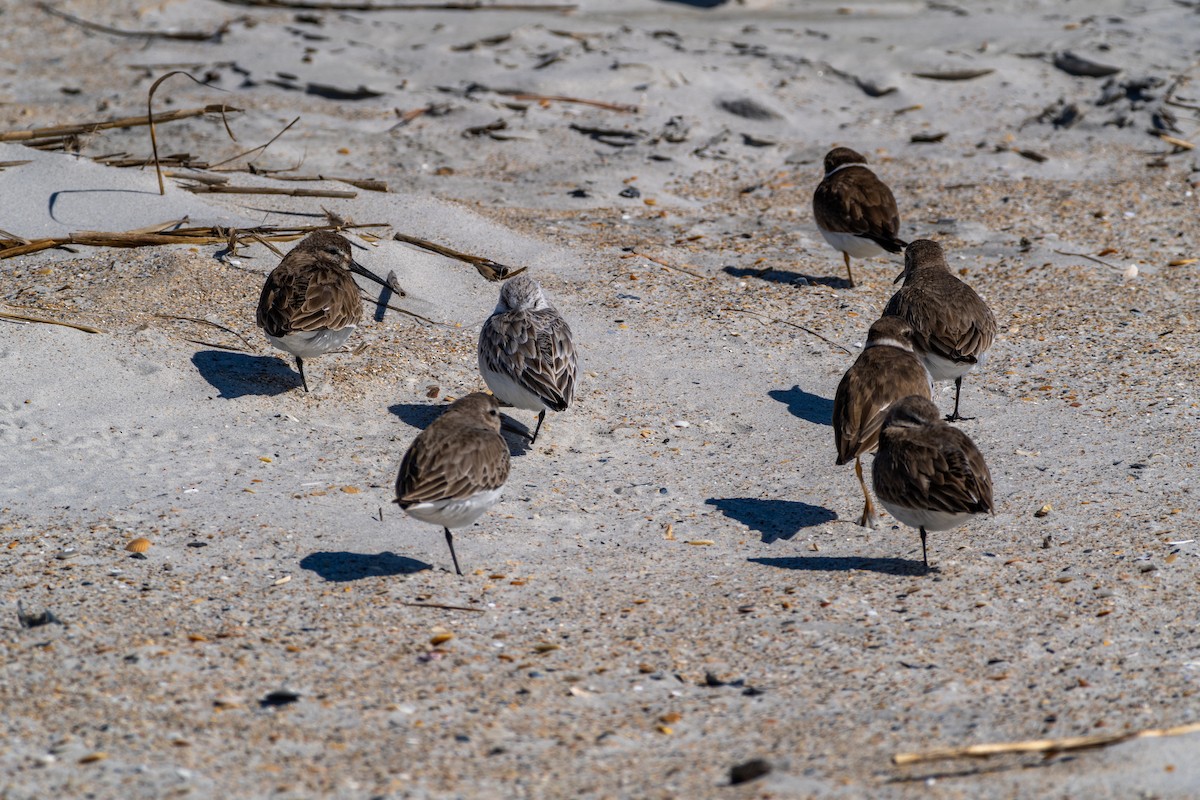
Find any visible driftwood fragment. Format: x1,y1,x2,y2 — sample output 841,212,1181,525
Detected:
38,2,235,41
893,720,1200,765
0,105,242,145
392,233,523,282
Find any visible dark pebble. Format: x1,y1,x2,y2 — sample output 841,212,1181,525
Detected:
730,758,771,785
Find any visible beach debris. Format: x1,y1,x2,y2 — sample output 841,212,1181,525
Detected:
856,77,897,97
893,720,1200,765
125,538,152,553
259,689,301,708
78,752,108,764
216,1,579,11
1034,504,1052,518
392,232,523,282
0,221,386,261
729,758,772,785
568,123,643,147
910,131,948,143
715,97,781,121
17,602,63,629
618,185,641,198
1054,51,1121,78
912,68,993,81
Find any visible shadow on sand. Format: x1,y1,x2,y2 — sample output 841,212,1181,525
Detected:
192,350,299,398
706,497,837,543
750,555,932,576
768,385,835,427
723,265,850,290
300,550,430,582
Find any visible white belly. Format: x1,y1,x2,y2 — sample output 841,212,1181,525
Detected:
404,488,503,530
923,349,987,382
819,229,885,259
266,327,355,360
479,359,548,412
880,501,974,532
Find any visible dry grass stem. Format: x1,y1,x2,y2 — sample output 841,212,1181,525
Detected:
893,720,1200,765
392,232,524,282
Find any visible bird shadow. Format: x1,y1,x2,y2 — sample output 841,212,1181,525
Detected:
388,402,444,430
299,550,430,582
723,265,849,289
499,414,534,456
191,350,299,398
750,555,931,575
706,497,837,543
768,385,835,427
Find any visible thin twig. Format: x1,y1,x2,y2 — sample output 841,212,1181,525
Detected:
182,185,358,198
38,2,232,41
621,250,706,279
0,105,241,143
1051,249,1122,270
0,309,103,334
149,72,231,195
207,117,300,169
893,720,1200,766
360,291,438,325
154,314,258,351
182,338,251,353
400,602,486,613
392,233,523,282
722,306,852,355
497,90,639,113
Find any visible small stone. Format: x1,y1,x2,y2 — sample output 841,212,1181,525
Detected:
730,758,771,785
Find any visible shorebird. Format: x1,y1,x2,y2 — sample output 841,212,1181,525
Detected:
872,395,994,570
395,392,511,576
833,315,934,528
478,274,577,445
812,146,907,287
883,239,997,421
256,230,392,391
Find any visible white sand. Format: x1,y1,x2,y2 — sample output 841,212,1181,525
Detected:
2,0,1199,797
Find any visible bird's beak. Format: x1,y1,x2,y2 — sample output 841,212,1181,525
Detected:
893,269,906,285
350,258,395,291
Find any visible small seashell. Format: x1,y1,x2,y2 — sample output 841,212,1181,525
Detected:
125,538,151,553
78,752,108,764
341,486,360,494
1034,504,1052,518
430,632,454,645
686,540,715,546
272,575,292,586
534,643,560,653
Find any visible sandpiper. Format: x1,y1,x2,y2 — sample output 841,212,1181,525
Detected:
872,395,994,569
256,230,392,391
833,315,934,528
812,146,907,287
478,274,577,444
395,392,511,576
883,239,997,421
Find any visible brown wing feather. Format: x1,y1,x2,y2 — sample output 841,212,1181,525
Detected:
396,423,510,506
256,255,362,337
481,310,576,411
813,166,905,252
833,347,932,464
883,279,997,362
875,426,993,514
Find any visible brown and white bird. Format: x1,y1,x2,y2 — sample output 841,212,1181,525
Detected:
256,230,392,391
833,315,934,529
872,395,994,570
812,146,906,288
883,239,997,421
395,392,511,576
478,274,577,445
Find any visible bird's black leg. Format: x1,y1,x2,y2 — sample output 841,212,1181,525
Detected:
444,527,462,576
296,357,309,392
944,376,972,422
920,526,928,570
529,410,546,445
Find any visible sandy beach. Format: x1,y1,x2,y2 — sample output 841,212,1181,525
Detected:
2,0,1200,797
